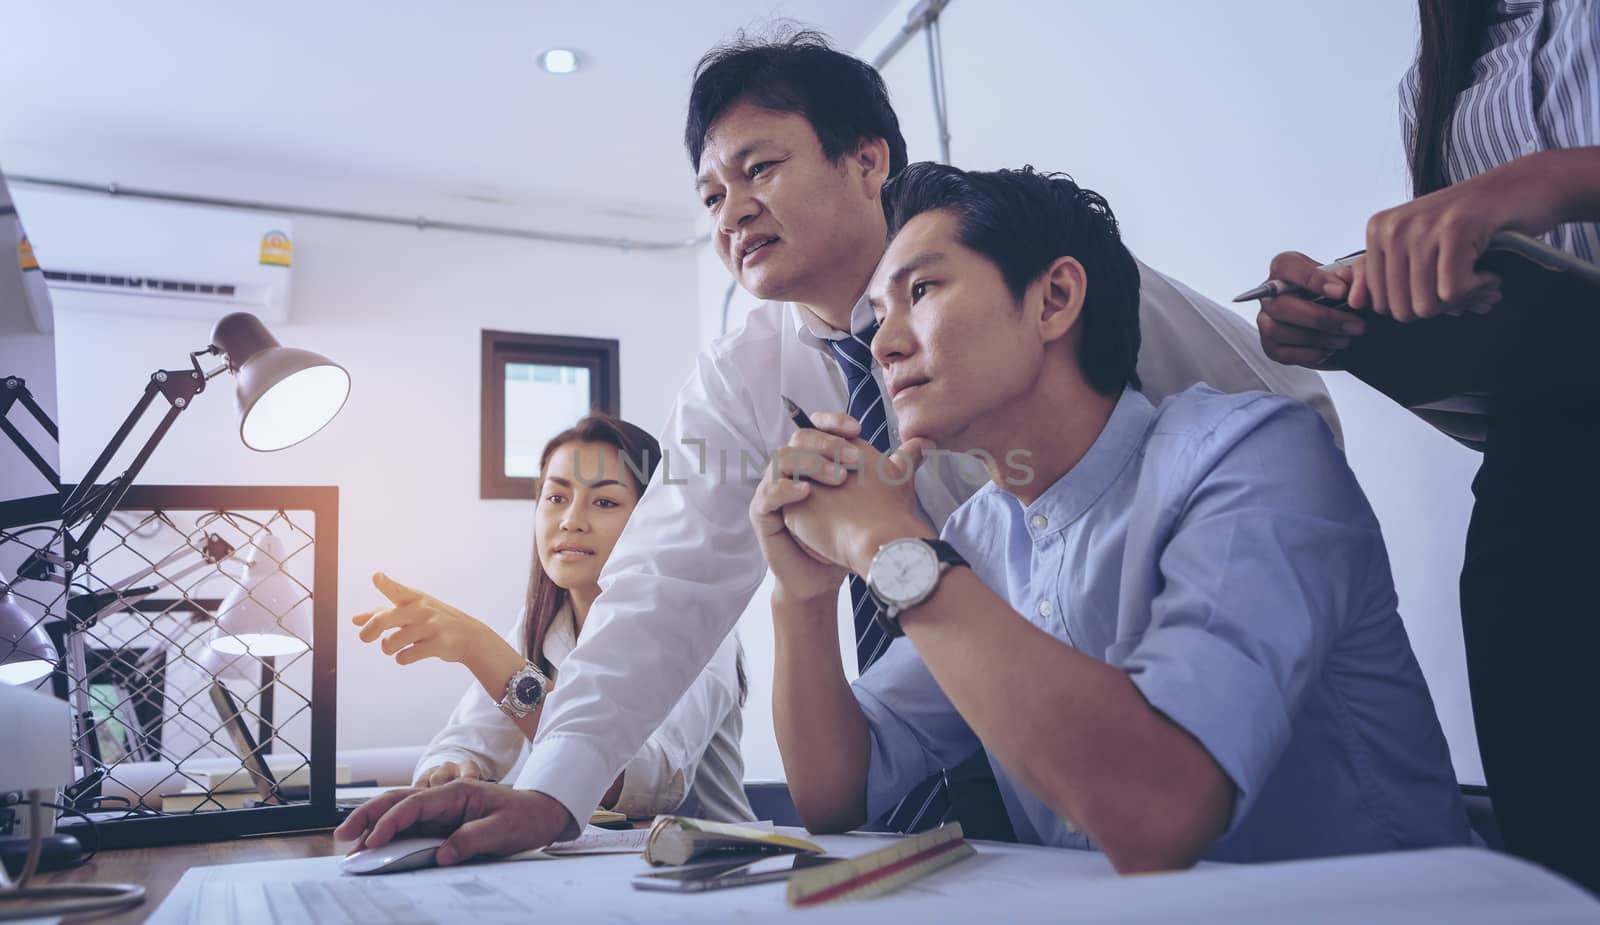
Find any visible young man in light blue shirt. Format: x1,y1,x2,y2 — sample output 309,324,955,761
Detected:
751,162,1473,872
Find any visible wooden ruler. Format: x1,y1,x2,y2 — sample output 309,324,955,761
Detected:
786,822,976,908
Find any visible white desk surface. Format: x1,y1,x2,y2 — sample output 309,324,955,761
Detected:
147,828,1599,924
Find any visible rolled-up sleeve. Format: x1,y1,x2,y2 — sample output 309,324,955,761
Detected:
1114,400,1378,829
853,638,982,821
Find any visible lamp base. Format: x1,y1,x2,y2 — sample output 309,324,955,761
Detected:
0,833,84,877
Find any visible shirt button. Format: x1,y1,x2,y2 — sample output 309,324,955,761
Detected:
1038,600,1053,618
1030,514,1048,531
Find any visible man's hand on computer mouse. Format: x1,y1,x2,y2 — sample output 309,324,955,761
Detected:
334,780,573,866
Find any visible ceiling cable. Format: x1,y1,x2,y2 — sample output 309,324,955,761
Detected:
9,174,706,253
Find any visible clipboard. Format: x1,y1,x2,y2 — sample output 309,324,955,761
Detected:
1326,231,1600,447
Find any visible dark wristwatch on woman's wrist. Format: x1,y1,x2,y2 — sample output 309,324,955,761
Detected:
497,661,550,718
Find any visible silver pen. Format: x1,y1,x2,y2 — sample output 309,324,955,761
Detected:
1232,252,1363,303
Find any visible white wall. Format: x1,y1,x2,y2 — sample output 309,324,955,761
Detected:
47,191,702,755
850,0,1484,783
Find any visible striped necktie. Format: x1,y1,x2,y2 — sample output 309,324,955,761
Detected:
826,324,894,671
827,323,951,832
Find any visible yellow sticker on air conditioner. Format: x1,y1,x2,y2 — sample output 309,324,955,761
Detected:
18,233,39,271
259,230,292,267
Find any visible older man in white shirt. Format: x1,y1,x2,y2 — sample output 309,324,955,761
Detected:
338,31,1338,863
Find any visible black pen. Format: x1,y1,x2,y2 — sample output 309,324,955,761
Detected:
1232,252,1364,303
782,395,815,430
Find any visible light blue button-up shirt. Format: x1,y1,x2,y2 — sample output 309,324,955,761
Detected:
855,386,1473,863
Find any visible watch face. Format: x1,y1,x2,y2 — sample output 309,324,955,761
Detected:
514,674,543,706
870,540,939,606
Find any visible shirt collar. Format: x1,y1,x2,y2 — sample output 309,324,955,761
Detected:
790,292,877,350
1013,388,1155,535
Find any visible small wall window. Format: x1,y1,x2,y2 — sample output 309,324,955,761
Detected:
480,330,619,500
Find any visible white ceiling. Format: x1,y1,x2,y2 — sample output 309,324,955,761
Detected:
1,1,899,224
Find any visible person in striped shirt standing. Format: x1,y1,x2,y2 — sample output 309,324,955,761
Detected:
1253,0,1600,893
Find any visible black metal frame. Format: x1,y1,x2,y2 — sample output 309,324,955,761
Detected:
53,484,340,849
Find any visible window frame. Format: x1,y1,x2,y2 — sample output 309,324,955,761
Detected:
480,329,620,500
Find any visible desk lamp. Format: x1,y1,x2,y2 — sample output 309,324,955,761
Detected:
4,311,348,574
0,311,348,808
208,530,311,658
0,576,54,685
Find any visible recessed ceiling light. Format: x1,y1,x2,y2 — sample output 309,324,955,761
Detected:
538,49,580,74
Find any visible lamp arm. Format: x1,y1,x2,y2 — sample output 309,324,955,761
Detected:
60,380,161,518
0,414,58,488
57,366,208,569
9,380,59,441
192,344,228,381
1,376,61,488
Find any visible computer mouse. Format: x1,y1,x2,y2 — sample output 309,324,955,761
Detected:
340,836,446,875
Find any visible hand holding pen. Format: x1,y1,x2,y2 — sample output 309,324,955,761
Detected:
1233,251,1364,305
782,395,816,431
1244,251,1369,370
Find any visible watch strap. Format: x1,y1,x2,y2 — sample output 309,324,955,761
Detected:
925,538,969,569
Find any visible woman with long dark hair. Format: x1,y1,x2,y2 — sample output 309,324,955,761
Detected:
1253,0,1599,891
353,414,754,822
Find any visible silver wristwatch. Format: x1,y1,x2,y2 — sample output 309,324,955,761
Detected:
497,662,550,719
865,538,969,638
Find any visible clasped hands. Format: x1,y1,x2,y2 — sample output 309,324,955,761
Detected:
748,411,934,603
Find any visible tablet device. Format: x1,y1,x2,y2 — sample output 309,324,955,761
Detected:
208,680,281,805
1484,230,1600,289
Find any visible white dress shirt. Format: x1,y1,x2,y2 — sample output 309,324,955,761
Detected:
514,256,1341,833
417,602,754,823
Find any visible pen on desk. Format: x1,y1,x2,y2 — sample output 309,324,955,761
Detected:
1232,253,1364,303
782,395,815,430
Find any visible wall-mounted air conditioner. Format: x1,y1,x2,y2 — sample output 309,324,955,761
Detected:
9,185,294,324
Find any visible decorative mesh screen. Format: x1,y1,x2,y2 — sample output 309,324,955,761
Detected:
1,485,337,847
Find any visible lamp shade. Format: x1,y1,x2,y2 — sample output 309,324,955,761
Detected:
211,312,350,452
208,532,312,658
0,581,55,685
194,632,262,681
